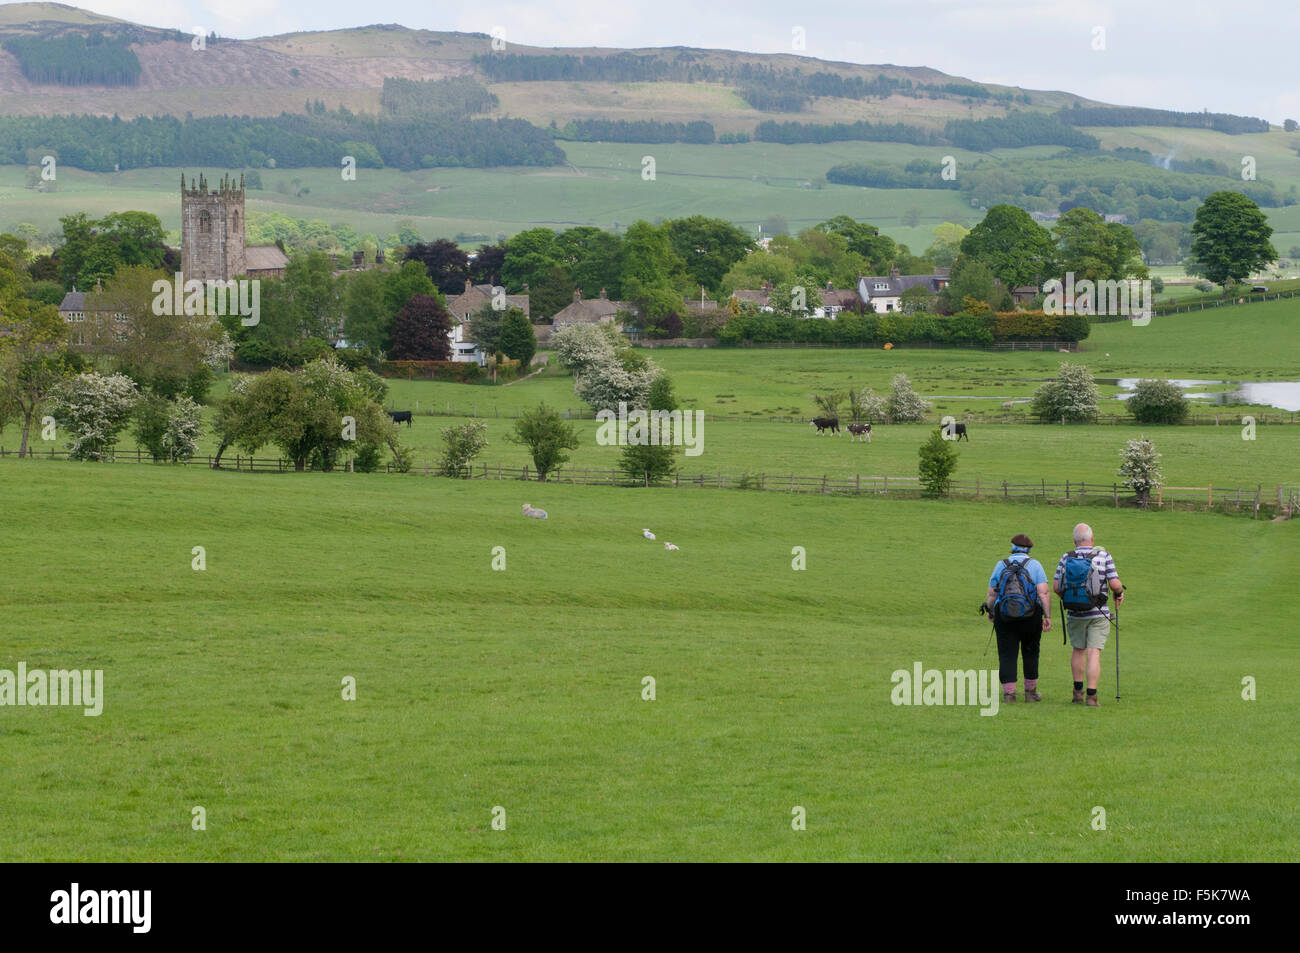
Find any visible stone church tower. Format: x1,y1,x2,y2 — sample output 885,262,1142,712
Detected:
180,173,245,282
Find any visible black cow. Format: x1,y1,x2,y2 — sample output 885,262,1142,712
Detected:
945,421,969,441
847,423,872,442
388,410,413,427
810,416,840,435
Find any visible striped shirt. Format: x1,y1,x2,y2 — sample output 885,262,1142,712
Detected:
1054,547,1118,618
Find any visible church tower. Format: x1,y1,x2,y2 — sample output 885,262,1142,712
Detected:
180,172,246,282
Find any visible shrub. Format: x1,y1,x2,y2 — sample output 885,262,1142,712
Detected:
48,372,139,461
1126,379,1189,424
887,373,931,422
438,420,488,477
508,403,580,481
1118,437,1163,504
918,427,959,497
1030,362,1099,422
620,440,677,486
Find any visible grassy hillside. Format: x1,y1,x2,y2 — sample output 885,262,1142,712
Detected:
10,140,1300,253
1,463,1295,861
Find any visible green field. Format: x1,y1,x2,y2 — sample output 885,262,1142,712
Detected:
5,306,1298,486
5,133,1299,255
1,463,1296,861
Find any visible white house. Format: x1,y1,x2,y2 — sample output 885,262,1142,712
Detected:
449,320,485,365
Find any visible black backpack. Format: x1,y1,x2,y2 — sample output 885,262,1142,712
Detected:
994,556,1039,621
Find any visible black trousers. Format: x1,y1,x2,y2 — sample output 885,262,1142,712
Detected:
994,614,1042,686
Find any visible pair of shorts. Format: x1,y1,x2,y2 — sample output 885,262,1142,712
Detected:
1066,614,1109,650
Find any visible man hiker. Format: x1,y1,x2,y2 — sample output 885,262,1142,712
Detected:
985,533,1052,703
1053,523,1124,707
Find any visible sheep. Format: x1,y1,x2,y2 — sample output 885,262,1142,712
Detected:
642,528,656,540
522,503,548,519
664,542,680,551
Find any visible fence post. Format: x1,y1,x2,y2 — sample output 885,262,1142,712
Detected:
1113,483,1118,507
975,477,980,500
1041,478,1046,502
883,475,888,495
1066,480,1070,500
1207,483,1213,508
1081,482,1086,504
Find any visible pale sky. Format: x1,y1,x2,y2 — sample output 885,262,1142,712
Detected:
15,0,1300,123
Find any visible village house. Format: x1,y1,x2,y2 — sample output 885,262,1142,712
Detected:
550,288,637,332
443,279,532,365
58,280,127,347
730,267,951,317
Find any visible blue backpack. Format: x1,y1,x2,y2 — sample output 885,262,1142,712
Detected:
1061,549,1109,613
994,556,1038,621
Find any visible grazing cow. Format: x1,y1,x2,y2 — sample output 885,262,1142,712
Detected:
945,421,970,441
847,423,872,443
387,410,413,427
1000,401,1016,410
810,416,840,435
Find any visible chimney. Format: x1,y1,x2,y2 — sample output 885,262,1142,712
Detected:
599,288,607,299
94,277,102,292
465,279,473,293
890,265,900,278
573,289,582,303
826,279,833,291
352,250,364,268
375,249,386,265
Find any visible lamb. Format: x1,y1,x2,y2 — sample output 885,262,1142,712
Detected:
664,542,679,551
642,528,656,540
522,503,548,519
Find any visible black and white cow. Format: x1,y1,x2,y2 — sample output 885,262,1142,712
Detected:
847,423,872,442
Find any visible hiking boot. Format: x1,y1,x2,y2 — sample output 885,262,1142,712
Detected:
1024,689,1042,702
1086,695,1100,707
1072,689,1085,704
1003,691,1017,703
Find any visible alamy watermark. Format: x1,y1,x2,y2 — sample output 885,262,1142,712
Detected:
1043,274,1151,321
891,662,1000,716
595,401,705,456
152,274,260,326
1,662,103,716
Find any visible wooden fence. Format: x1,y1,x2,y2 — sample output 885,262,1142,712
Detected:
400,403,1300,427
4,448,1290,516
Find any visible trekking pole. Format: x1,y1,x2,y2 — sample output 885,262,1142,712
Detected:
1114,585,1126,701
979,603,994,656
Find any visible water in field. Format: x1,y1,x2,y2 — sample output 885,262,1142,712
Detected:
1104,379,1300,411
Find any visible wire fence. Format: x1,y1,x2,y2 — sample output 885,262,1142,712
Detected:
7,447,1287,517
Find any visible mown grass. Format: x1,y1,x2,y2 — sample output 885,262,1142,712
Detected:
1,463,1295,861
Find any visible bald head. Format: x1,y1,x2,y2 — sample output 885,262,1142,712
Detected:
1073,523,1094,546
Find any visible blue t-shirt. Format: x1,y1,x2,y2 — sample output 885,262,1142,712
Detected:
989,550,1048,590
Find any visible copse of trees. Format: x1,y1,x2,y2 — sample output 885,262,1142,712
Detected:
380,76,498,120
945,113,1100,151
555,118,716,143
2,32,142,86
213,359,398,472
1058,104,1270,135
755,119,941,146
0,111,565,173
